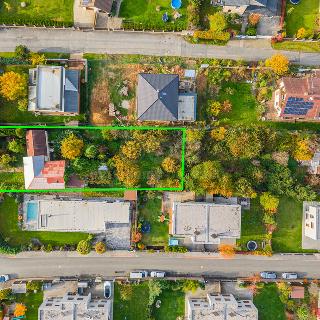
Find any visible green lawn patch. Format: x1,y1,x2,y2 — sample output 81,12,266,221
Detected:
254,283,286,320
0,172,24,190
120,0,188,30
285,0,320,37
139,197,168,246
0,196,88,247
153,290,185,320
0,0,74,26
272,40,320,52
16,291,43,320
113,282,150,320
237,198,265,249
218,82,259,125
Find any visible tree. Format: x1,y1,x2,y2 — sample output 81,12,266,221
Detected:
148,280,163,305
296,27,307,39
17,98,28,111
292,138,313,161
60,133,84,160
235,178,257,198
14,303,27,317
84,144,98,159
209,12,227,32
26,281,42,292
113,155,140,187
30,53,46,66
210,127,226,141
260,192,279,213
76,237,92,255
277,282,291,304
248,13,261,26
132,232,142,243
266,164,294,196
121,140,141,160
95,241,106,254
208,101,223,117
182,280,200,292
119,284,133,301
218,244,235,258
0,154,15,169
162,157,178,173
0,71,27,101
15,45,30,60
8,139,24,153
186,129,205,143
0,288,13,300
265,54,289,75
222,100,232,113
296,304,312,320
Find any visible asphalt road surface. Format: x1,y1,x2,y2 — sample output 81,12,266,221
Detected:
2,253,320,279
0,28,320,65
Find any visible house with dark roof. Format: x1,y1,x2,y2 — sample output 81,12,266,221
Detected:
28,65,80,115
274,74,320,120
137,73,197,121
23,129,65,190
80,0,113,13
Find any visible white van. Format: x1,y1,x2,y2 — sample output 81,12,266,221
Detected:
150,271,166,278
129,271,148,279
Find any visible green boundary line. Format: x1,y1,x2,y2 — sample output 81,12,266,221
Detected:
0,125,186,193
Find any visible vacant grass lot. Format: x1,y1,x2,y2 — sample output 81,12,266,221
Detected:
0,196,88,247
285,0,319,37
119,0,188,30
139,197,168,247
254,283,286,320
0,0,73,26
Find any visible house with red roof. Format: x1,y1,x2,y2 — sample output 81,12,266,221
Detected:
23,130,65,190
274,74,320,121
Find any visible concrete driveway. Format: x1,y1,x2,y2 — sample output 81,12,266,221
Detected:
74,0,95,28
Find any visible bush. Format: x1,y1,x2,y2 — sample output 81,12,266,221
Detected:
26,281,42,292
77,240,91,255
95,242,106,254
15,45,30,60
193,30,230,42
164,245,188,253
246,27,257,36
85,144,98,159
17,98,28,111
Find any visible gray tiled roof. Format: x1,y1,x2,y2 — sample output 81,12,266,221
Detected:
137,73,179,121
223,0,280,14
64,70,79,113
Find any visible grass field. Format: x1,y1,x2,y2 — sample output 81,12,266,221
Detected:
0,196,88,247
0,0,73,25
139,197,168,247
254,283,286,320
218,82,259,125
285,0,320,37
16,291,43,320
272,40,320,52
153,290,185,320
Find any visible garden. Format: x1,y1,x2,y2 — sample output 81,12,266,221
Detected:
0,0,74,26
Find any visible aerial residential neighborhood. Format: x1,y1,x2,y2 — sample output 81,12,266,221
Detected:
0,0,320,319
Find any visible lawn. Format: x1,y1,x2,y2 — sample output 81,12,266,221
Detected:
254,283,286,320
237,198,265,249
218,82,259,125
272,40,320,52
0,0,73,26
113,282,150,320
139,197,169,247
0,172,24,190
0,196,88,247
16,291,43,320
153,290,185,320
119,0,188,30
285,0,320,37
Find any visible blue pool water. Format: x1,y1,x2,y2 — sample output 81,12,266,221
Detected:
171,0,181,9
26,202,38,222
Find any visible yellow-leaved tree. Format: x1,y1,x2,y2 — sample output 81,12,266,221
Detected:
14,303,27,317
60,133,84,160
265,54,289,75
0,71,27,101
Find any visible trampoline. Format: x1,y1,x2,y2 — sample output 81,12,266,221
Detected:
289,0,300,4
171,0,182,9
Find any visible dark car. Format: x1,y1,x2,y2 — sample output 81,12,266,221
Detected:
104,281,112,299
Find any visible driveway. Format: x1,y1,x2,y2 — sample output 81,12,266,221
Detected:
74,0,95,28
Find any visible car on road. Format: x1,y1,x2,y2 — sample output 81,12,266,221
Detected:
260,271,277,279
0,275,9,283
130,271,148,279
150,271,166,278
281,272,298,280
103,281,112,299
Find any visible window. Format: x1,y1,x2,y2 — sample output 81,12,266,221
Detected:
311,222,314,229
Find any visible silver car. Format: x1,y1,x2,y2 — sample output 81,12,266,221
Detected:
281,272,298,280
260,271,277,279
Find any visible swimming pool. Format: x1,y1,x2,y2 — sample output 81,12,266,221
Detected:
26,202,38,222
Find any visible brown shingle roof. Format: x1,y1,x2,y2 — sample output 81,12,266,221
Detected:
26,130,48,157
93,0,113,12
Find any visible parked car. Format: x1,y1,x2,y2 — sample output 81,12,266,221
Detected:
150,271,166,278
103,281,112,299
0,275,9,283
260,271,277,279
281,272,298,280
129,271,148,279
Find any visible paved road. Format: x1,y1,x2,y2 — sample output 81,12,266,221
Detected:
1,28,320,65
2,252,320,279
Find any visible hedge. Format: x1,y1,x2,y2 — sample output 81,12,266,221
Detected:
0,236,20,254
122,20,185,32
0,17,73,27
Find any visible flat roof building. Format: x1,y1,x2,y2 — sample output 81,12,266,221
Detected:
38,293,111,320
171,202,241,245
303,202,320,241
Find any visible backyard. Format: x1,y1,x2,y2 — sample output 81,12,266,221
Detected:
253,283,286,320
16,291,43,320
0,195,88,247
0,0,74,26
285,0,320,37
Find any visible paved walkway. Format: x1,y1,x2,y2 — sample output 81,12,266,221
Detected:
0,28,319,65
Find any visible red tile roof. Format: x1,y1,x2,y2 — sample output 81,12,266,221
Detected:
290,286,305,299
41,161,65,182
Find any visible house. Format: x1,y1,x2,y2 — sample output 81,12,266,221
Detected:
170,202,241,248
302,202,320,250
290,286,305,299
23,196,132,249
274,75,320,121
38,293,111,320
28,65,80,115
23,129,65,190
80,0,113,13
137,73,197,121
187,293,258,320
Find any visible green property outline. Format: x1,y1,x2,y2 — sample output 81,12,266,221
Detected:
0,125,186,193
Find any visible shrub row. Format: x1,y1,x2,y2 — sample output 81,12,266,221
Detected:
0,17,73,27
122,20,185,32
0,236,20,254
0,57,30,65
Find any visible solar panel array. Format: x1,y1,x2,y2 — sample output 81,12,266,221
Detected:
283,97,314,115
